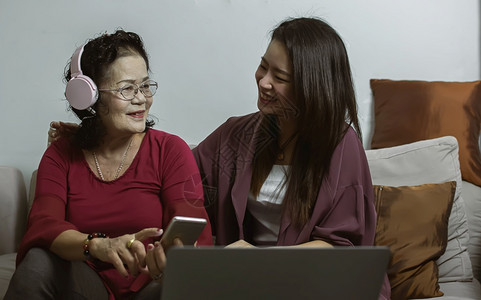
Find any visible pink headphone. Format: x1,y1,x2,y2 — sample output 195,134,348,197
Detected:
65,45,98,110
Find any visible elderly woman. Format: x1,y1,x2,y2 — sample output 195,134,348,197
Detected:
5,30,212,300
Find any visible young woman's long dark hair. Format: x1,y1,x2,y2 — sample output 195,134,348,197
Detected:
64,30,155,150
250,17,361,227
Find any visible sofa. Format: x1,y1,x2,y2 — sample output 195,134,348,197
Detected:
0,166,28,299
366,136,481,299
0,136,480,299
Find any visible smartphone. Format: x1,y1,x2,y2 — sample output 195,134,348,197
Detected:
161,216,207,246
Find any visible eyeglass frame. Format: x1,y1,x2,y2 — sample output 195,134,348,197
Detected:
98,79,158,101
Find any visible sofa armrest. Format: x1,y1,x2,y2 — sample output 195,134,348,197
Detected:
0,167,27,255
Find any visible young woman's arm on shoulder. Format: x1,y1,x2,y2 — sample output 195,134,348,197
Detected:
47,121,79,146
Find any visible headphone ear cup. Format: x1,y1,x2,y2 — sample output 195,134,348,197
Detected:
65,74,98,110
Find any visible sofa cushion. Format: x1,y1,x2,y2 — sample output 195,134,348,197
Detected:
435,279,481,299
0,253,16,299
366,136,473,283
374,182,455,299
370,79,481,187
460,181,481,281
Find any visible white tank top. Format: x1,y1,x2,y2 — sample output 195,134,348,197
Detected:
247,164,288,245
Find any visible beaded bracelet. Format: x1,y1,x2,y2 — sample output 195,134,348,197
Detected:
83,232,108,259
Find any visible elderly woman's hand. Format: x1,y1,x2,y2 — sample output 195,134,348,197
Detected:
48,121,79,146
143,237,184,282
88,228,163,278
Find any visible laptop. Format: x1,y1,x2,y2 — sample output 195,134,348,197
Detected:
160,246,390,300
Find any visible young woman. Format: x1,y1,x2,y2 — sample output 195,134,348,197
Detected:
5,30,212,300
192,17,391,299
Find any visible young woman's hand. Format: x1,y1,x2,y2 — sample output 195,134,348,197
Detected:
225,239,255,248
47,121,79,146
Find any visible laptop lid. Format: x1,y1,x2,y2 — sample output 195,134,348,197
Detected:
161,246,390,300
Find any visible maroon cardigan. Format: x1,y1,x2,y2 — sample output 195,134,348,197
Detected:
192,112,390,299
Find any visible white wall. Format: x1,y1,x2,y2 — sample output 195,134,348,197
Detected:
0,0,479,190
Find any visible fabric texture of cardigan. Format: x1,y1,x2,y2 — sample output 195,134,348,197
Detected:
192,112,390,299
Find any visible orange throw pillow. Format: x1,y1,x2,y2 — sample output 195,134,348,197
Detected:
370,79,481,186
373,182,456,300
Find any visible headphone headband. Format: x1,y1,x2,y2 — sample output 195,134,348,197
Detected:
70,46,84,76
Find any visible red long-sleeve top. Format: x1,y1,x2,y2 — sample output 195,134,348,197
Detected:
17,129,212,299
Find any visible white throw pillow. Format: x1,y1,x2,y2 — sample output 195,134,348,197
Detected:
366,136,473,282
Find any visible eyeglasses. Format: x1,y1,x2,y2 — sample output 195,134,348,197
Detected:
99,80,158,101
